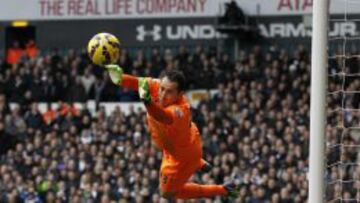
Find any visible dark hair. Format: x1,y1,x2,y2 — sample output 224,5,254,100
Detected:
161,70,186,92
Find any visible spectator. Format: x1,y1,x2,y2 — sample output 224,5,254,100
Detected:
69,76,86,102
25,40,38,59
0,45,358,202
89,77,106,106
6,41,23,65
42,103,56,125
81,66,96,98
25,103,44,130
0,94,10,117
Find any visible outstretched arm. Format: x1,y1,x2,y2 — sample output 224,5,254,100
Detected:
106,65,174,125
106,64,139,90
145,103,173,125
122,74,138,90
138,77,174,125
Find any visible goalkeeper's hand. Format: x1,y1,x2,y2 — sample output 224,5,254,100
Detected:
138,77,151,104
105,64,123,85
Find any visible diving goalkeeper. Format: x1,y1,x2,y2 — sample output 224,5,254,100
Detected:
105,64,239,200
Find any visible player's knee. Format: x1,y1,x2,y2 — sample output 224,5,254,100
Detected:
160,189,174,200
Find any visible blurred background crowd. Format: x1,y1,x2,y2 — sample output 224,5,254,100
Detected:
0,44,359,203
0,44,232,104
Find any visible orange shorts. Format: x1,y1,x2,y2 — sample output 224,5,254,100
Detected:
159,131,203,193
160,156,201,192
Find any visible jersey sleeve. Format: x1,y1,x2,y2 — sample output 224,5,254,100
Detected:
166,103,191,126
121,74,138,90
121,75,160,96
145,103,174,125
147,78,161,99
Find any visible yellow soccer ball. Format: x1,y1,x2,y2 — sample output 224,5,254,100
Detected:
87,33,120,66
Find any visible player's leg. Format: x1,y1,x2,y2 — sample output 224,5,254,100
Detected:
161,182,237,200
159,153,201,200
159,163,193,200
160,159,239,200
198,159,212,173
192,125,213,173
173,183,227,199
163,178,239,199
160,124,238,200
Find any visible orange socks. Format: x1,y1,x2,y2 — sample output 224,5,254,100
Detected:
174,183,227,199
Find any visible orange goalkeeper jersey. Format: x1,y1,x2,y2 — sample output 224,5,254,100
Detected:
146,78,200,161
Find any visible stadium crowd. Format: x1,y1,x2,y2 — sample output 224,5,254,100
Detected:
0,45,229,104
0,44,359,203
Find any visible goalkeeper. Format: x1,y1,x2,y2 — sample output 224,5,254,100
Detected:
105,64,239,200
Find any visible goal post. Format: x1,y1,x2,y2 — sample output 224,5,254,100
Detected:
309,0,329,202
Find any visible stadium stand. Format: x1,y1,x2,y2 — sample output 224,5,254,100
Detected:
0,44,358,203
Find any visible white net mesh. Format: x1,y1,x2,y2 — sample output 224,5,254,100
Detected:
327,0,360,202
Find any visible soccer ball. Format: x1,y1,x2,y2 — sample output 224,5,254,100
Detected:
87,32,120,66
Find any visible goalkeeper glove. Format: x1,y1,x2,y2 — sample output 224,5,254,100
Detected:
105,64,123,85
138,77,151,104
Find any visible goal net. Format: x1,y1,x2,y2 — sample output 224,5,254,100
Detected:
326,0,360,202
